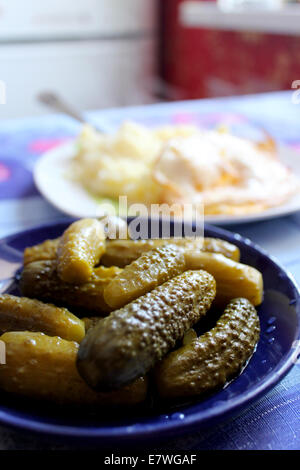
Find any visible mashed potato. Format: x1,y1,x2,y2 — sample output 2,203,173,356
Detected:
70,122,198,205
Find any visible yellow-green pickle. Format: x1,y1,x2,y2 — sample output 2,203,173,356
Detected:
77,270,216,391
0,331,147,405
104,244,186,310
154,298,260,399
184,251,263,307
0,294,85,342
57,218,106,284
101,237,240,267
23,237,59,265
23,236,240,268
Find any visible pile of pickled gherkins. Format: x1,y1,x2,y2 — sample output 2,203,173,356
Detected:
0,218,261,407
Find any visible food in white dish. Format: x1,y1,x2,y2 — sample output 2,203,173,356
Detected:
69,122,299,215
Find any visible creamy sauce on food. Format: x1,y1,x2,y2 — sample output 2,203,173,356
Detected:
154,131,299,210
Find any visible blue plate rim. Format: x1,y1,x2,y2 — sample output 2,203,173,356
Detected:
0,220,299,440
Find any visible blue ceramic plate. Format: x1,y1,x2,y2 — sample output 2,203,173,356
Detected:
0,220,299,442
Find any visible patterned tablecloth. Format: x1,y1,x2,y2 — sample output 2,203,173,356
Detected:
0,91,299,450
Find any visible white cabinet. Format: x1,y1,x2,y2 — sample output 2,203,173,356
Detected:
0,0,157,39
0,0,158,118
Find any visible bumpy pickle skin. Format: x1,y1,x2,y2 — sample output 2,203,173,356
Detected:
154,298,260,399
184,251,263,307
77,270,216,391
103,244,186,310
23,236,240,268
24,238,59,266
101,237,240,268
20,261,122,316
57,218,106,284
0,332,147,406
0,294,85,342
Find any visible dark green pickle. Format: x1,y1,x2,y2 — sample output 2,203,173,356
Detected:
77,270,216,391
154,297,260,399
19,260,122,316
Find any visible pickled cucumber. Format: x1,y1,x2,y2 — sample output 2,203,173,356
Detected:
77,270,216,391
104,244,186,310
24,238,59,265
184,251,263,306
154,298,260,398
57,218,106,284
20,261,122,315
0,331,148,406
202,238,240,262
0,294,85,342
101,237,240,268
102,239,165,267
82,317,102,332
23,236,240,268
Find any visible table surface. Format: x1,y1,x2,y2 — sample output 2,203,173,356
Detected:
0,91,299,450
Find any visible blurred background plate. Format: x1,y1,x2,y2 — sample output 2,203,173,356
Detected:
33,141,300,225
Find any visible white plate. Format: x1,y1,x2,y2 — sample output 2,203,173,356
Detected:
34,140,300,225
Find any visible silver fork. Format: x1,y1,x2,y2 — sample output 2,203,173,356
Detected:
37,91,105,133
